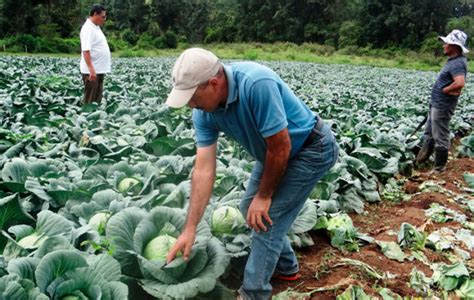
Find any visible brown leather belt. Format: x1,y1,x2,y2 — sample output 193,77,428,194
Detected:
303,115,324,148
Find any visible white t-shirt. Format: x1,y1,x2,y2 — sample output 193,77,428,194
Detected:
80,18,111,74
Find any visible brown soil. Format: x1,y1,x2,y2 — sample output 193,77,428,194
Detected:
271,156,474,299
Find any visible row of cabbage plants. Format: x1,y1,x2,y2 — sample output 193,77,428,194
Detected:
0,56,472,298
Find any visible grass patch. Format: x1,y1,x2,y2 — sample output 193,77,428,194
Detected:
1,42,473,71
117,49,145,58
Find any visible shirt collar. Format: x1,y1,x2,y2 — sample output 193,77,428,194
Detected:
448,54,464,61
87,18,99,28
223,64,238,109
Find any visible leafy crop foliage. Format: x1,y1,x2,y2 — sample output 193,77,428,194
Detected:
0,56,472,298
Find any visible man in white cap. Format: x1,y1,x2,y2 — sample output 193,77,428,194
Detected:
166,48,339,299
416,29,468,172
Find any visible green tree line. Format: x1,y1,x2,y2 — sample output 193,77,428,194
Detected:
0,0,472,54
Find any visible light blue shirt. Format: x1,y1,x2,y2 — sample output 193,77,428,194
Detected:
192,62,316,162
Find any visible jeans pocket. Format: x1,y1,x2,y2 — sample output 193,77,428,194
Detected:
290,137,330,175
303,138,324,160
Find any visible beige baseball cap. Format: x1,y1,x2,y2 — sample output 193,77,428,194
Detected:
166,48,220,108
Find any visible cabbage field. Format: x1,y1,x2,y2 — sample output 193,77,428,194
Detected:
0,55,473,299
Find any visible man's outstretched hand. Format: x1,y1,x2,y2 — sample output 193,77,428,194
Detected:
166,228,196,263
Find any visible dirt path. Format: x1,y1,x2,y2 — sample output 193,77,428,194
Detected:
271,157,474,299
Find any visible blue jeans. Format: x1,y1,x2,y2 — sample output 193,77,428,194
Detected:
238,122,339,300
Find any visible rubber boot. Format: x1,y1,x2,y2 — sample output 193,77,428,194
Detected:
415,140,434,165
432,148,448,173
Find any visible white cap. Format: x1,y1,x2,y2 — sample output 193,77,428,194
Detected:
166,48,220,108
439,29,469,53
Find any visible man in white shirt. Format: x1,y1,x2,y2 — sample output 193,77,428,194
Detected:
80,4,111,104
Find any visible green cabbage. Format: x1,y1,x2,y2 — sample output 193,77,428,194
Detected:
143,234,181,261
326,214,361,252
327,214,353,231
118,177,141,194
211,206,245,235
61,296,80,300
106,206,229,299
17,232,46,249
88,212,111,233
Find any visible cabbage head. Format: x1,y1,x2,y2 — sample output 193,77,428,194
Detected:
211,206,245,235
327,214,354,231
117,177,142,194
143,234,181,261
326,214,360,252
88,211,111,233
3,210,73,260
62,296,80,300
106,206,230,299
206,201,251,258
17,232,47,249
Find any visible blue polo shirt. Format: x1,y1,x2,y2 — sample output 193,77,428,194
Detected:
192,62,316,162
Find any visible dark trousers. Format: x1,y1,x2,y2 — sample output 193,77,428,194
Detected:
82,74,104,104
423,104,456,151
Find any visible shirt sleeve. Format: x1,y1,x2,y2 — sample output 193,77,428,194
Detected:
249,79,288,138
80,26,94,52
192,110,219,147
449,60,467,78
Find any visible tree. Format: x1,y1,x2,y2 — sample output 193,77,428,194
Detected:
129,0,150,34
150,0,180,32
0,0,36,36
453,0,473,17
108,0,131,30
176,0,211,43
356,0,459,49
234,0,277,42
446,15,473,46
0,0,471,51
338,21,362,48
35,0,81,38
205,0,238,43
